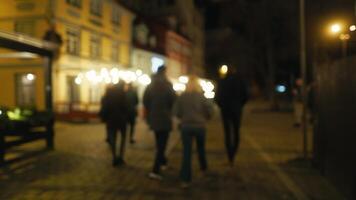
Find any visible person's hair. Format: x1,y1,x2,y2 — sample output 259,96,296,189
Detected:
186,75,202,93
157,65,166,74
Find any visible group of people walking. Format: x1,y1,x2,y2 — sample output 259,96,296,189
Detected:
99,82,138,166
99,64,248,188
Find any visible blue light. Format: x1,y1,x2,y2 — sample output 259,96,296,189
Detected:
276,85,287,93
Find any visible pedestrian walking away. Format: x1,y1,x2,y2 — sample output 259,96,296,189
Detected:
174,75,214,188
125,83,139,144
99,82,128,166
215,66,248,167
143,65,176,180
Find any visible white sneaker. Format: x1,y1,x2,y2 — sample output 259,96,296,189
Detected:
148,172,163,180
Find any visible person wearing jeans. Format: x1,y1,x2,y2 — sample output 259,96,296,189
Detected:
152,131,169,174
174,75,213,188
180,126,207,184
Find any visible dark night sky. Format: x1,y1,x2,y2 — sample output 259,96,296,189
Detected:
203,0,300,88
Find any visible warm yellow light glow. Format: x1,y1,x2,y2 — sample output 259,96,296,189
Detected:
138,74,151,85
204,91,215,99
173,83,186,92
330,24,342,34
74,76,82,85
219,65,228,75
135,69,143,76
350,25,356,32
26,73,35,81
339,33,350,40
86,70,96,81
179,76,189,84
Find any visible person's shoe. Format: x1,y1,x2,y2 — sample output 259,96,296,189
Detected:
113,158,126,166
112,158,119,166
180,182,190,189
148,172,163,180
161,165,169,171
117,158,126,166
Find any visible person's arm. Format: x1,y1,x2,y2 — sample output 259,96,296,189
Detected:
173,96,183,119
214,80,223,107
241,80,249,106
203,95,214,120
143,86,151,111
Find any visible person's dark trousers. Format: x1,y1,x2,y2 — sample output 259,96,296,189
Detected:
221,108,243,164
152,131,170,174
128,116,136,142
107,125,127,163
180,126,207,182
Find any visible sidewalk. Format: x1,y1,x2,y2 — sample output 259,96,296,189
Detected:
0,101,343,200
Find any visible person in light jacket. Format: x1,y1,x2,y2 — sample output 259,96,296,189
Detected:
174,75,214,188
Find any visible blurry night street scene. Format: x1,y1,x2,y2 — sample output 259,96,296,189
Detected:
0,0,355,199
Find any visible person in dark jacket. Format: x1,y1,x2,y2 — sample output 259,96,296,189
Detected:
143,65,176,180
215,67,248,167
125,83,139,144
100,82,128,166
174,75,214,188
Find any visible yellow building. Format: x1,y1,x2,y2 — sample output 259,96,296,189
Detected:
0,0,134,116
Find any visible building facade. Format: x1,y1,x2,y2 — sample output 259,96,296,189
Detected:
0,0,134,117
131,16,192,101
120,0,205,76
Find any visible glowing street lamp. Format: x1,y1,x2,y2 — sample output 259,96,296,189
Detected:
219,65,228,77
330,23,342,34
26,73,35,81
349,25,356,32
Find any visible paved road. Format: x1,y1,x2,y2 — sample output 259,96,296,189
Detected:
0,102,343,200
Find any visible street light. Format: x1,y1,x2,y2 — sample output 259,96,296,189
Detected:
219,65,228,77
330,23,342,34
349,25,356,32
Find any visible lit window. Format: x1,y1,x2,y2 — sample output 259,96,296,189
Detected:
15,73,36,107
66,28,80,55
111,41,119,62
89,85,101,103
90,0,102,17
90,35,101,59
67,76,81,103
66,0,81,8
14,20,35,36
112,5,121,26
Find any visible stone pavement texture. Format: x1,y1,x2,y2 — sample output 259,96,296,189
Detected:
0,102,344,200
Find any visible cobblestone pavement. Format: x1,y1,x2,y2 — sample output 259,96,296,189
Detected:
0,102,344,200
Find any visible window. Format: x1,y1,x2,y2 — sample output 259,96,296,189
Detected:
15,73,36,107
14,20,35,36
111,41,119,62
66,28,80,55
90,0,102,17
112,6,121,26
66,0,81,8
89,85,101,103
67,76,80,103
90,35,101,59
